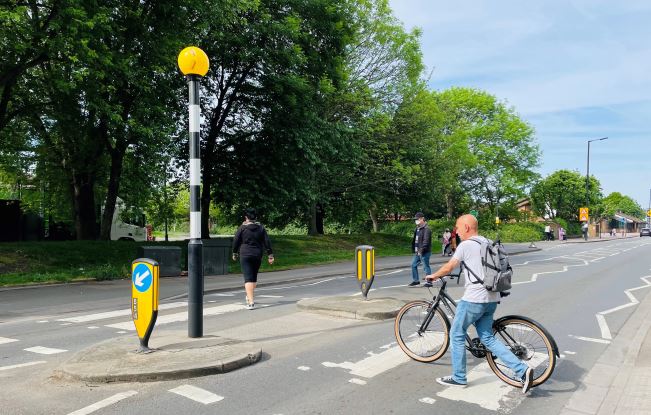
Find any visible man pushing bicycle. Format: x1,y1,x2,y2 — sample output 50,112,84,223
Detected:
425,214,534,393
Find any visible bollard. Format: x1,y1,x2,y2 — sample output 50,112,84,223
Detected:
178,46,210,338
131,258,159,353
355,245,375,300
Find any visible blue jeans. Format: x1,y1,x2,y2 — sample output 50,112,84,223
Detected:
411,252,431,282
450,300,529,384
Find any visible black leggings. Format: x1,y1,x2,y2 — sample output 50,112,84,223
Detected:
240,256,262,283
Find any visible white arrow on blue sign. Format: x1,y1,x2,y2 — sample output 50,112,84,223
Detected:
132,263,153,293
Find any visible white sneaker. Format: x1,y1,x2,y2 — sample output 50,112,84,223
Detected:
245,297,255,310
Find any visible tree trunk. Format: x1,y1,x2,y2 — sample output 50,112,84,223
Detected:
369,208,379,233
316,203,324,235
99,149,125,240
308,203,319,236
71,172,97,240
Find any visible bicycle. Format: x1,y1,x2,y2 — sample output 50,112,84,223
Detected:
394,274,559,388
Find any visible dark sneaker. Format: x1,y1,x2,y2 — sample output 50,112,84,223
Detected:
436,376,466,388
408,281,420,287
423,281,433,288
521,367,533,393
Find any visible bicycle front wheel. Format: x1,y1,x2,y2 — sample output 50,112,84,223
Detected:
394,300,450,363
486,316,557,387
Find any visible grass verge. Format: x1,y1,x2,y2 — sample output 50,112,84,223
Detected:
0,233,421,287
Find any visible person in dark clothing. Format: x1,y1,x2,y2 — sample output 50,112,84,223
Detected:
232,208,274,310
409,212,432,287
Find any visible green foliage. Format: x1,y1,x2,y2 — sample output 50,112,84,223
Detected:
530,169,602,222
484,222,545,243
599,192,644,219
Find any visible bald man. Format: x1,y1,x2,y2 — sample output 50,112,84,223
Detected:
425,214,534,393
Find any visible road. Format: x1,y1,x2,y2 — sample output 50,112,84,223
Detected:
1,238,651,414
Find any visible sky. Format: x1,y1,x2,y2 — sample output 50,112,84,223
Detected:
389,0,651,210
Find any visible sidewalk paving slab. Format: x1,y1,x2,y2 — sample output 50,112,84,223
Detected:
54,329,262,383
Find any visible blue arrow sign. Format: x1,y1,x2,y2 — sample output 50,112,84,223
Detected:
132,263,153,293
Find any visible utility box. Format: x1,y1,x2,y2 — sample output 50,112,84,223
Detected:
136,246,181,277
202,237,233,276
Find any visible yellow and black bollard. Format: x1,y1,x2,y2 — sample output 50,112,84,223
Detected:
355,245,375,300
131,258,159,353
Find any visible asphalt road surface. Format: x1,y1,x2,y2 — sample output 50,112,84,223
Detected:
1,238,651,415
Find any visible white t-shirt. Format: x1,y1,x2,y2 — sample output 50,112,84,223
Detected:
452,236,501,303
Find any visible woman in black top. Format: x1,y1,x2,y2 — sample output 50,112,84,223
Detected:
232,209,274,310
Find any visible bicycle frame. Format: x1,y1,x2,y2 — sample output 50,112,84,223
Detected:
418,275,486,355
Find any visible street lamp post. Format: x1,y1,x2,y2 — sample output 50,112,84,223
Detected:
585,137,608,208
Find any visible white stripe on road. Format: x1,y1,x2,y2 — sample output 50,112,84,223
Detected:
0,361,46,372
322,345,410,378
436,362,517,411
105,303,247,330
297,366,310,371
377,269,404,276
349,378,367,385
0,337,19,345
57,302,187,323
169,385,224,404
67,391,137,415
419,397,436,405
595,314,612,340
593,275,651,340
568,335,611,344
257,295,284,298
24,346,67,355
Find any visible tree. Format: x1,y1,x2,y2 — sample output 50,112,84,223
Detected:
600,192,644,218
530,169,602,221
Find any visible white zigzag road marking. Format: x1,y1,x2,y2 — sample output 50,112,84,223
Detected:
512,256,590,285
595,275,651,340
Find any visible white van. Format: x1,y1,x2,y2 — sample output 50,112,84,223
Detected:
111,198,148,241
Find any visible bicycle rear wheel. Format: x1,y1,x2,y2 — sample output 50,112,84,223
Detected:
394,300,449,362
486,316,557,387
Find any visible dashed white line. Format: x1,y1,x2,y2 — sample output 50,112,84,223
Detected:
87,326,99,330
169,385,224,404
0,361,46,372
57,302,187,323
105,303,247,330
349,378,367,385
297,366,311,371
257,295,284,298
67,391,137,415
24,346,68,355
419,397,436,404
36,320,49,323
564,351,576,355
0,337,19,345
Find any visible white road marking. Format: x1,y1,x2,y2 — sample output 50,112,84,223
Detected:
67,391,137,415
297,366,310,371
419,397,436,404
0,361,46,371
257,295,283,298
105,303,247,330
60,323,72,326
116,331,127,334
349,378,367,385
37,320,49,323
24,346,68,355
593,275,651,340
87,326,99,330
57,302,187,323
377,269,404,276
0,337,18,345
323,345,410,378
168,385,224,404
351,288,376,297
436,362,517,411
568,335,611,344
210,293,235,297
564,351,576,355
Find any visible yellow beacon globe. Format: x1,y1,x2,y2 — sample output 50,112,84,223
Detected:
178,46,210,76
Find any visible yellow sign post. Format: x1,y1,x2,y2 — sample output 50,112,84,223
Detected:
132,258,159,353
356,245,375,300
579,207,589,222
647,209,651,217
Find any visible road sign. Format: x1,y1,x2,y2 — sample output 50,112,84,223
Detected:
495,216,500,224
579,207,589,222
356,245,375,300
131,258,159,352
647,209,651,217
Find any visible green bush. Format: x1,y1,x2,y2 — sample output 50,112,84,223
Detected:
483,222,545,242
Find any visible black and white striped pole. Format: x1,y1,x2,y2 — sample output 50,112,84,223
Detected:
178,46,209,338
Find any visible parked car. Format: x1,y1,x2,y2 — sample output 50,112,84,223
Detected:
641,227,651,237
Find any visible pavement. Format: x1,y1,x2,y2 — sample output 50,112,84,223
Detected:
51,232,650,413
